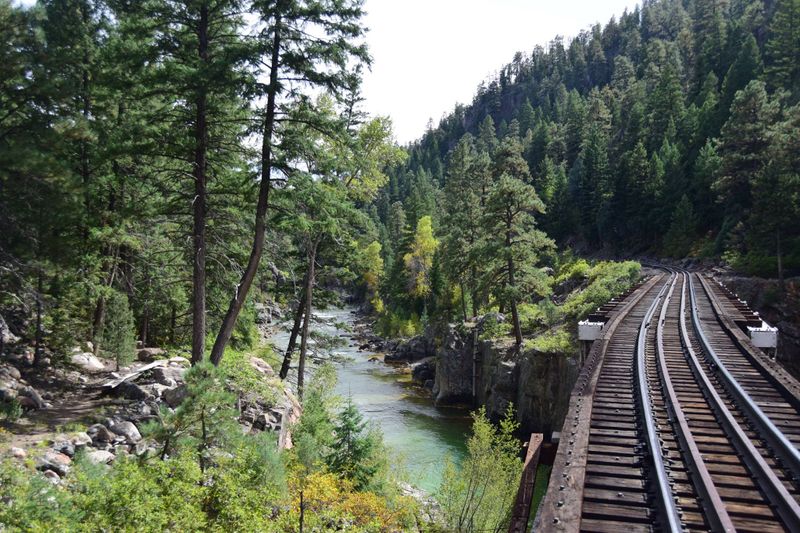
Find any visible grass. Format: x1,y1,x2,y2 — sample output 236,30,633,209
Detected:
528,463,552,528
219,345,283,407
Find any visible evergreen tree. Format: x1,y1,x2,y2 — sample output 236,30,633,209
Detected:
327,396,379,491
765,0,800,98
479,176,553,346
720,33,763,119
713,80,777,221
98,291,135,371
750,103,800,285
663,195,697,257
210,0,370,365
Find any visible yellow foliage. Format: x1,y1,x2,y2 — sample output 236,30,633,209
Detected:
403,216,438,298
283,470,414,532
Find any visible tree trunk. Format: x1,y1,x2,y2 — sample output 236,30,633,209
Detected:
191,4,209,365
299,489,305,533
140,304,149,347
210,15,282,366
507,220,522,347
460,282,468,322
279,289,306,380
297,240,318,399
777,228,784,289
169,305,177,346
33,269,44,366
91,296,105,355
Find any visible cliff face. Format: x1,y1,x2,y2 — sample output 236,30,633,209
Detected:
403,321,580,438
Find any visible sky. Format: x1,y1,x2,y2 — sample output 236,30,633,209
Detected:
361,0,640,144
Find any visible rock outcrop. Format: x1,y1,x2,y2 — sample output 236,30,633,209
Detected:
389,317,580,437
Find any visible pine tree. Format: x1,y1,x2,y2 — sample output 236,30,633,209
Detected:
210,0,370,365
663,194,697,257
479,176,553,346
720,34,763,119
765,0,800,97
750,103,800,285
98,291,135,371
693,0,728,83
327,396,379,490
442,136,489,318
713,80,777,220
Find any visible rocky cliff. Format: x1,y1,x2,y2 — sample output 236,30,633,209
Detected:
394,318,580,438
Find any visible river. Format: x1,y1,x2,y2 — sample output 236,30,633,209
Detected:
269,306,470,493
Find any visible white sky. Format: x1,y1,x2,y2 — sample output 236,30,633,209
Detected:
361,0,640,144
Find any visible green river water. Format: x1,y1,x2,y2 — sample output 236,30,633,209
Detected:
270,306,470,493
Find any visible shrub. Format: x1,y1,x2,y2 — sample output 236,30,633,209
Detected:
437,406,522,533
98,290,136,370
525,328,573,354
229,302,258,350
218,345,281,406
562,261,641,319
478,313,511,340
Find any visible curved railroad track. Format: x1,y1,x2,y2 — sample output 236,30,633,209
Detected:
538,270,800,532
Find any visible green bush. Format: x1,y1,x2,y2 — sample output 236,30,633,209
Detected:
218,346,282,407
478,313,511,340
98,291,136,370
562,261,641,319
555,258,590,284
437,406,522,532
229,302,259,350
0,397,22,421
376,310,422,338
524,328,573,354
70,452,207,532
0,459,78,530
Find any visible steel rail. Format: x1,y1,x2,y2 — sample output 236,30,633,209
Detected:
688,273,800,529
656,273,734,532
635,272,683,533
536,274,667,532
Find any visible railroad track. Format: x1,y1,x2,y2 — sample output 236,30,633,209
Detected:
538,270,800,532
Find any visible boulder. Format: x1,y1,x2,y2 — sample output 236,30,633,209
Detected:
0,384,18,401
0,314,19,345
137,347,165,362
6,350,33,365
87,424,115,444
10,447,26,460
71,432,93,448
17,396,39,410
0,365,21,380
411,357,436,385
85,450,115,465
116,381,150,401
37,450,71,477
71,352,105,372
385,335,432,363
43,469,61,483
52,438,76,458
163,384,187,408
249,357,274,377
433,325,474,404
109,421,142,443
18,386,45,409
151,366,184,386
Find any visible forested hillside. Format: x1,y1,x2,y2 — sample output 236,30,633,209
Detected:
366,0,800,329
